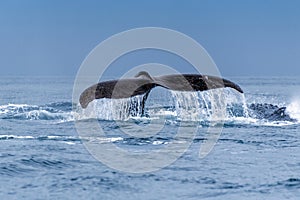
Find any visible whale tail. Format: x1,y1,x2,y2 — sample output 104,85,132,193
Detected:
79,71,243,113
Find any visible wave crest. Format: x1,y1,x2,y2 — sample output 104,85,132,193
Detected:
0,103,74,122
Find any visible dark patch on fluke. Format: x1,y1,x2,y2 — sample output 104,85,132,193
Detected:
79,71,243,110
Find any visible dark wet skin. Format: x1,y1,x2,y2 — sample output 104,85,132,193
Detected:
79,71,244,112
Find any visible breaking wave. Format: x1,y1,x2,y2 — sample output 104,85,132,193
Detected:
0,102,74,122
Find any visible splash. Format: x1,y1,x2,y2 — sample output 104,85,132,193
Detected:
170,89,247,123
75,95,146,121
286,99,300,122
171,91,201,121
0,89,298,127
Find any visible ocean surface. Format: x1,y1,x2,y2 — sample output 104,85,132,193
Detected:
0,76,300,199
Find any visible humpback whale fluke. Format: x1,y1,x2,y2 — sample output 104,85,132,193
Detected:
79,71,243,110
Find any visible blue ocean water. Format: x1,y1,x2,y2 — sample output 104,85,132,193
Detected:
0,76,300,199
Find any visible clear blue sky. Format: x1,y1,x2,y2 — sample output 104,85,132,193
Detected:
0,0,299,76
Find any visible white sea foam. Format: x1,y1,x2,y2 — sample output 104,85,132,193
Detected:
0,135,34,139
286,99,300,122
0,103,75,122
1,90,299,127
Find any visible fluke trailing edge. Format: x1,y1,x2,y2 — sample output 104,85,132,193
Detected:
79,71,243,110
